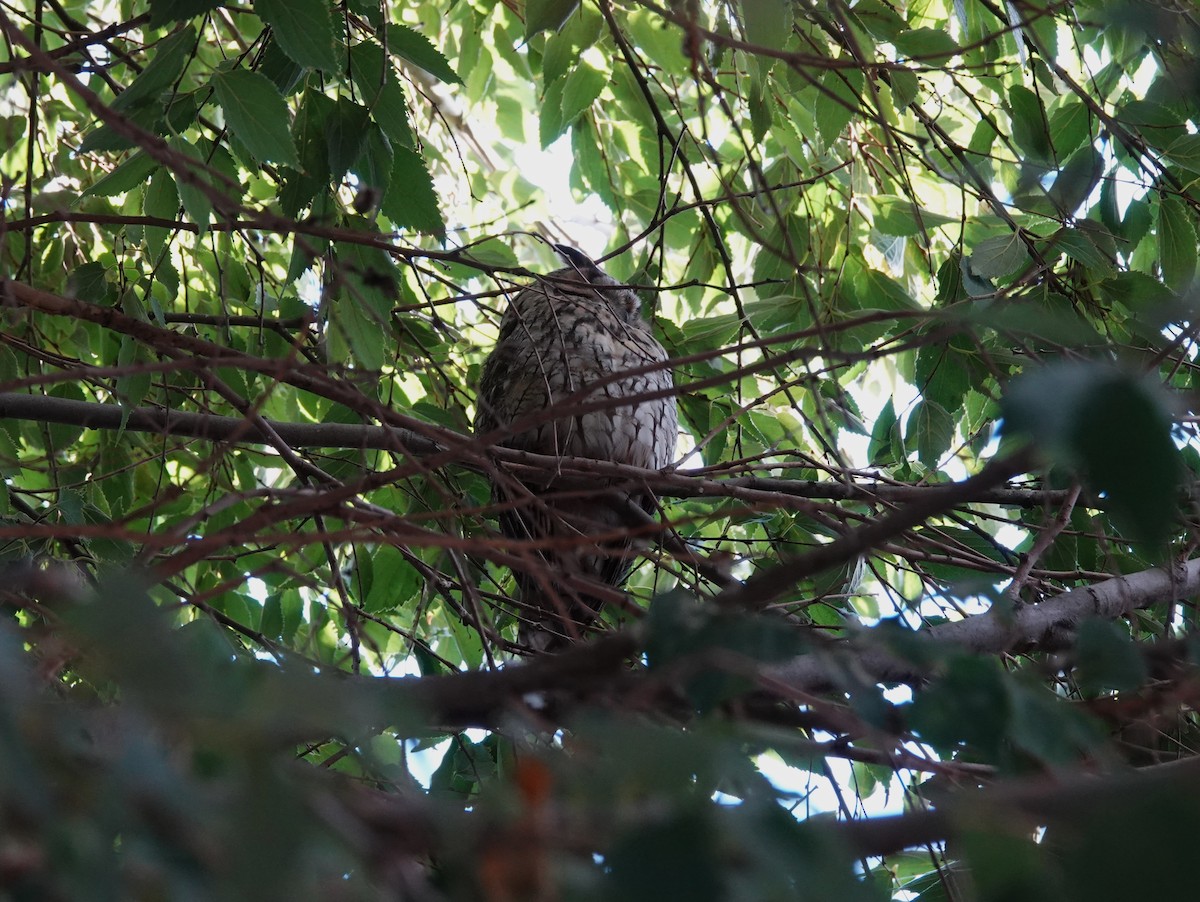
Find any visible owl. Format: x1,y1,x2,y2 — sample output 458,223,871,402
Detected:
475,247,677,651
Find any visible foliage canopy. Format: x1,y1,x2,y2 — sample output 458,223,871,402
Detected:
3,0,1200,897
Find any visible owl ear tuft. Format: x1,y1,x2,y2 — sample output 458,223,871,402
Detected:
553,244,605,280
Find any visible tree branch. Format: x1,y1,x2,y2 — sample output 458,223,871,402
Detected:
770,556,1200,691
833,756,1200,858
0,390,1075,508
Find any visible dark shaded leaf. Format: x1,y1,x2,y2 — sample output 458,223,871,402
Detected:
256,0,339,72
213,68,299,166
1002,362,1182,546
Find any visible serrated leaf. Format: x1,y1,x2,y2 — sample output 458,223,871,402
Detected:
890,68,918,109
741,0,792,53
868,398,902,466
910,656,1010,755
1157,194,1196,291
967,233,1030,280
1052,226,1113,273
385,23,462,85
111,26,196,114
814,68,863,147
1009,85,1053,165
540,76,567,148
280,88,334,217
1048,145,1103,216
325,99,371,180
349,42,415,149
67,262,110,303
1162,133,1200,174
47,383,87,449
167,135,212,233
851,0,906,40
381,147,445,237
212,68,299,166
870,195,957,236
1048,100,1091,157
142,169,178,259
748,82,772,142
83,153,157,197
893,27,959,64
560,59,607,125
256,0,338,72
915,341,970,411
908,399,954,467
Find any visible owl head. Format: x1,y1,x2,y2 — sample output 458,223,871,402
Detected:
550,244,642,322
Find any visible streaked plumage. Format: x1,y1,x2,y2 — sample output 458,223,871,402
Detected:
475,248,676,650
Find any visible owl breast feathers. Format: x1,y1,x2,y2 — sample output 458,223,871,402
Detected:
475,249,677,651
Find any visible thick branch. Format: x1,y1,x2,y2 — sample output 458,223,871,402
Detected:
770,556,1200,691
833,756,1200,858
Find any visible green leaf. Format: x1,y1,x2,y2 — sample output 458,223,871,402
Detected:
149,0,223,27
607,810,724,902
907,399,954,467
256,0,338,72
385,24,463,85
47,383,88,449
381,147,444,237
1075,619,1147,695
364,546,421,613
1009,85,1053,165
526,0,580,37
1047,145,1103,216
142,169,179,260
741,0,792,53
212,68,299,166
560,59,607,125
66,262,110,303
167,135,213,233
910,656,1010,756
915,339,971,411
869,195,957,236
1157,193,1196,291
868,398,901,466
966,233,1030,280
850,0,906,40
325,99,372,181
893,28,959,64
1002,362,1182,546
83,153,157,197
349,42,415,149
280,88,334,217
1052,225,1114,273
813,68,863,148
111,26,196,114
1048,100,1091,157
1162,133,1200,174
539,76,567,148
1007,683,1104,764
748,82,773,142
889,68,919,109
